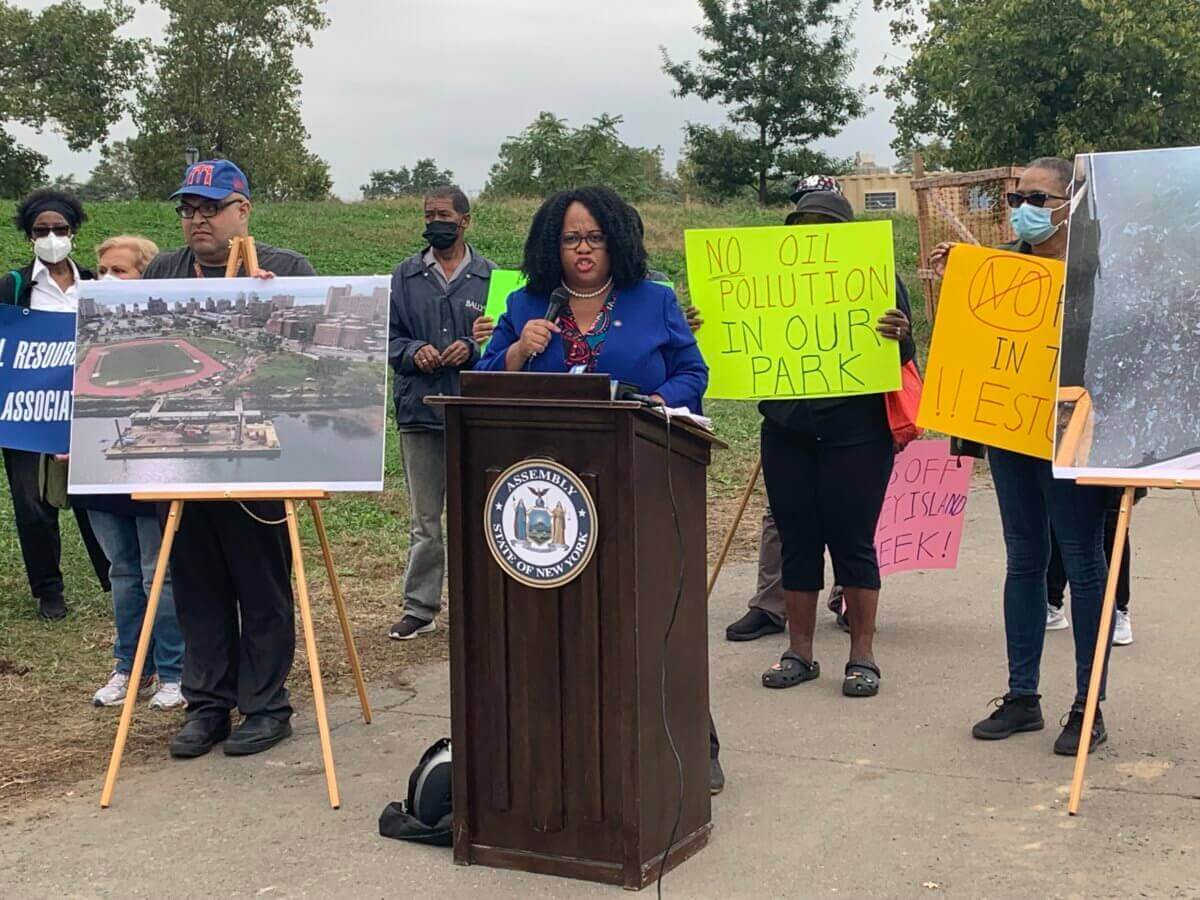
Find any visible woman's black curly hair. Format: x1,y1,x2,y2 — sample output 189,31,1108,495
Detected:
521,186,647,296
13,187,87,237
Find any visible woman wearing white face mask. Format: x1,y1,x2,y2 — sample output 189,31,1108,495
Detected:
0,188,111,619
929,158,1113,759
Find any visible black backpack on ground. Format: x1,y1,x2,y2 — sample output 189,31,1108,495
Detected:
378,738,453,847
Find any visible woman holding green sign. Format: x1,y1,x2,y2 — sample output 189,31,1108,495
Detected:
758,190,916,699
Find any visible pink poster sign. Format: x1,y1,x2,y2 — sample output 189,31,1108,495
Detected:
875,439,975,577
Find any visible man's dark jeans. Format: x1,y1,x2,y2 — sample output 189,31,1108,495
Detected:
989,448,1111,703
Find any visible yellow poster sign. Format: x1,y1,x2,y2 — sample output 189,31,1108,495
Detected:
684,221,901,399
917,244,1064,459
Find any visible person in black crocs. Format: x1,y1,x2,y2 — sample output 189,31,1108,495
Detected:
757,190,916,698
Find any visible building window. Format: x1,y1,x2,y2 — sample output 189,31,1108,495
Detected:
865,191,898,211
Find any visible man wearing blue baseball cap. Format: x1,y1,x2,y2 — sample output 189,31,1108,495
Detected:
143,160,317,760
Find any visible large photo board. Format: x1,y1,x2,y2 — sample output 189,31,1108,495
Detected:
1054,146,1200,480
68,276,389,494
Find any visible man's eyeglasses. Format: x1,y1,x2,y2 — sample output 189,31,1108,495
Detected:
561,231,607,249
1006,191,1068,209
175,199,242,220
30,225,72,238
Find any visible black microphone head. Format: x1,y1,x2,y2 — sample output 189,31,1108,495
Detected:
545,286,571,323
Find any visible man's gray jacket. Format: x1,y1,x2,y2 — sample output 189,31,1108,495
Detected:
388,246,496,431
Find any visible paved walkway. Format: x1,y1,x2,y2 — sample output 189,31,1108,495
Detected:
2,485,1198,898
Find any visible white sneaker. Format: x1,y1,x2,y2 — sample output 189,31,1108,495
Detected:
1112,609,1133,646
148,681,186,710
1046,605,1070,631
93,671,157,707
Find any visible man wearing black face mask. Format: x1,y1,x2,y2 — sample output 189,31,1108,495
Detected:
388,186,495,640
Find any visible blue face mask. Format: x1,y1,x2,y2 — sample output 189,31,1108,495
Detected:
1009,202,1065,245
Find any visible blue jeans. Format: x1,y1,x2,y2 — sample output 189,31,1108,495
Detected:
87,510,185,683
989,448,1111,704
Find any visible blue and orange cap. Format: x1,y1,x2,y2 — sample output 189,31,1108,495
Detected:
170,159,251,201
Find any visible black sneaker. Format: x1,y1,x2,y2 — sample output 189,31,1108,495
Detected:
170,715,232,758
725,608,785,642
1053,702,1107,756
36,594,67,620
972,693,1045,740
224,714,293,756
389,615,437,641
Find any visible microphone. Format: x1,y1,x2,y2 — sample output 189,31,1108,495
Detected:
544,286,570,324
615,383,658,406
524,287,571,371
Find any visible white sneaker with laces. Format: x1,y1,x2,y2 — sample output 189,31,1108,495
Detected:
1046,605,1070,631
1112,609,1133,646
148,681,186,710
93,672,156,707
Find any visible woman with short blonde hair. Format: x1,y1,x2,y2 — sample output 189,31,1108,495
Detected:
95,235,159,279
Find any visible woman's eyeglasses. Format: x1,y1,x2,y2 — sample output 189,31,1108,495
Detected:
561,231,607,249
31,225,72,238
1006,191,1067,209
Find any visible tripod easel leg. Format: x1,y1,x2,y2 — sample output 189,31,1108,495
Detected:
285,500,341,809
707,456,762,598
307,498,371,724
100,500,185,809
1068,486,1134,815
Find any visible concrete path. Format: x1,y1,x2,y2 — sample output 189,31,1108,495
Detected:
2,484,1198,898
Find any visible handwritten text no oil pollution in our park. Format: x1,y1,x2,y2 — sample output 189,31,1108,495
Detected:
685,221,901,400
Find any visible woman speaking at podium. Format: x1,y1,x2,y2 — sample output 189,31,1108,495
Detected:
475,186,707,413
476,186,725,793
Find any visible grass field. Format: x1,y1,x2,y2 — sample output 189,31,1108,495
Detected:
0,198,928,810
94,342,200,384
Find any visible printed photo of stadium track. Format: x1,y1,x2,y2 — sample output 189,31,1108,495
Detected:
68,276,390,494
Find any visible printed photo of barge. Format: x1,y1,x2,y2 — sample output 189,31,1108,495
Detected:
69,275,390,494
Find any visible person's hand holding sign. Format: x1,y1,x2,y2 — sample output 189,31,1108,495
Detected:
929,242,956,278
877,308,911,342
516,318,559,360
440,340,471,368
413,343,441,373
472,316,495,344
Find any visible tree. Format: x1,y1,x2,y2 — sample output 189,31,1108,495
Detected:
681,124,851,201
0,132,47,199
129,0,332,201
892,139,950,175
663,0,864,204
0,0,143,197
80,140,139,201
485,112,676,201
360,159,454,199
877,0,1200,169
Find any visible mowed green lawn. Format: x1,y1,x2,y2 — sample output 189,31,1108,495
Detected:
94,341,200,384
0,198,928,806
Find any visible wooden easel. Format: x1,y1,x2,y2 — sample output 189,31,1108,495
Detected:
1056,389,1191,814
99,236,372,810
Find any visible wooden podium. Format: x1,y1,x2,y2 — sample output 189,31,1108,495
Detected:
429,372,723,890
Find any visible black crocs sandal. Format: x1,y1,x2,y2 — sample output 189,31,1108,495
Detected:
843,660,881,697
762,651,820,689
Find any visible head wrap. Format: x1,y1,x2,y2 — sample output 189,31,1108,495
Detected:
19,197,81,235
789,174,843,205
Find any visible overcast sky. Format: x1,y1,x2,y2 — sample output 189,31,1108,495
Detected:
11,0,903,198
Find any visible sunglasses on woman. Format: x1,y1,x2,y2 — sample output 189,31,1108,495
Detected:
1006,191,1067,209
30,224,72,238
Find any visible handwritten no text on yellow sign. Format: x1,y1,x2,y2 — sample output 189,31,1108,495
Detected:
917,244,1064,459
684,221,901,400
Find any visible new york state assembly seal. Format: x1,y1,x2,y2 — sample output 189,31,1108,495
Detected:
484,458,598,589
